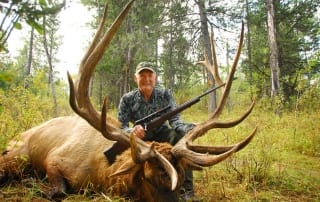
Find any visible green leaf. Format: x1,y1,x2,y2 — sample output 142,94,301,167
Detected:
26,19,44,35
38,0,47,7
13,22,22,30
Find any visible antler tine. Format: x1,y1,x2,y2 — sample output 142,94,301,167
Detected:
196,31,223,86
211,22,245,119
79,4,108,70
209,31,223,86
68,0,135,131
174,128,257,166
172,22,257,166
190,127,257,155
191,100,255,138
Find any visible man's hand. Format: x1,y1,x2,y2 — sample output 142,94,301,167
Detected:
132,125,145,139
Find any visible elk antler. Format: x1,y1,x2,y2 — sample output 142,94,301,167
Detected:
67,0,179,191
172,23,257,166
196,31,223,86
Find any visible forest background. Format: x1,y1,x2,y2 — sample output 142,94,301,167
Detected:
0,0,319,201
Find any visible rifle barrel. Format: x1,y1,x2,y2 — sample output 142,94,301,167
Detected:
145,82,227,131
198,82,226,99
134,105,171,126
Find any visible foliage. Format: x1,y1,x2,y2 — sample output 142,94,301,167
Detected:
0,85,52,148
79,0,320,110
80,0,167,106
0,65,15,90
242,0,320,102
0,68,71,151
159,1,196,90
0,0,65,52
295,64,320,112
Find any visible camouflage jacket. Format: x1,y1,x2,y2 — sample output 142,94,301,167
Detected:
118,87,194,137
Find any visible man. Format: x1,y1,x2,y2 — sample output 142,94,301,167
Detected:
118,61,196,199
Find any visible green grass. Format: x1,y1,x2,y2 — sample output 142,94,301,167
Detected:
1,99,320,201
186,105,320,201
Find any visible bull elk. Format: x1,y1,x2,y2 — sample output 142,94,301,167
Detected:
0,0,257,201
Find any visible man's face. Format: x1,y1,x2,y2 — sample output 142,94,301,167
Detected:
134,70,157,94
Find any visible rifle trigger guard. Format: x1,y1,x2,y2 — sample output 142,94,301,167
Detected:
143,123,147,131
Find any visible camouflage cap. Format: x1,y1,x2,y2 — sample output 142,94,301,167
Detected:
135,61,156,74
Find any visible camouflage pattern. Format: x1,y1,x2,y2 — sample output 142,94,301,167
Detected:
135,61,155,74
118,87,194,138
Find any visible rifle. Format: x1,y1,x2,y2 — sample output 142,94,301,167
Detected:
104,82,227,163
139,82,227,132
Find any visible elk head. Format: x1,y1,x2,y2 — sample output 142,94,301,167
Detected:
67,0,256,196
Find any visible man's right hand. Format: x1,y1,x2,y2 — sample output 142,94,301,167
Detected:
132,125,145,139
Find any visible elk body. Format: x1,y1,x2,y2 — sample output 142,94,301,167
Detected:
0,0,257,201
0,115,183,200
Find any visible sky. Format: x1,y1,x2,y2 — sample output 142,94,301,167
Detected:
8,1,94,80
56,1,94,78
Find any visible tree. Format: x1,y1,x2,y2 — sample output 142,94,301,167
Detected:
242,0,320,104
24,27,34,88
81,0,164,107
160,0,193,90
0,0,65,52
265,0,280,99
265,0,284,113
41,15,61,116
79,0,248,109
195,0,217,112
5,2,63,116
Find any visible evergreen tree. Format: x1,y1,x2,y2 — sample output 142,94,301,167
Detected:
242,0,320,103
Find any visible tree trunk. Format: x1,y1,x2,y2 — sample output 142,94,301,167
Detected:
24,27,34,89
245,0,254,99
123,15,134,96
42,16,58,116
196,0,217,113
168,19,175,90
265,0,280,98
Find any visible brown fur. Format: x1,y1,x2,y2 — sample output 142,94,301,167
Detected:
0,115,188,201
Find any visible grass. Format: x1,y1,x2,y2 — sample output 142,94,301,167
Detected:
0,99,320,201
188,105,320,202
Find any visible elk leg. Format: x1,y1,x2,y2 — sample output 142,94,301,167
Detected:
44,161,67,199
0,150,29,184
104,141,129,164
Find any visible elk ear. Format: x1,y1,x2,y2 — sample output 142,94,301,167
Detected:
109,159,141,177
180,158,203,171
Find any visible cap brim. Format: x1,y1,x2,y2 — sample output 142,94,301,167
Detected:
136,67,155,74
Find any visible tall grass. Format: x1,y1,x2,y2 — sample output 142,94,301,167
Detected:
0,85,72,150
182,102,320,201
176,82,320,201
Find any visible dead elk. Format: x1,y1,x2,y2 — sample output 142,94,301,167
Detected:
0,0,257,201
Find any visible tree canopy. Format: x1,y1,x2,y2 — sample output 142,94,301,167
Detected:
0,0,65,52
